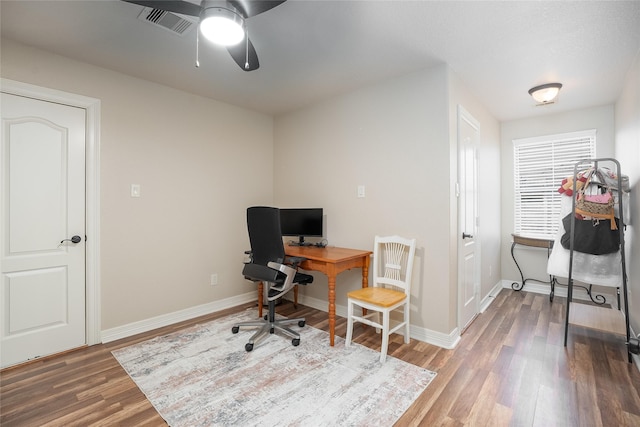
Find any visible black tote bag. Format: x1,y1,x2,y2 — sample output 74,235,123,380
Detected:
561,214,620,255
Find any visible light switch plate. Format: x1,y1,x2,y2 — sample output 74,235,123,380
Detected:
131,184,141,197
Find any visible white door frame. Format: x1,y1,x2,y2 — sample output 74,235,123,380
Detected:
456,104,481,333
1,78,101,346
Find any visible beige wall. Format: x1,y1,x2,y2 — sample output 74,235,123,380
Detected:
274,65,501,336
1,39,274,329
274,66,450,333
2,38,503,340
615,50,640,333
11,33,623,343
500,105,616,288
0,33,634,345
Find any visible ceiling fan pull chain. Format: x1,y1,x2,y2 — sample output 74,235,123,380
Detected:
245,27,249,69
195,28,200,68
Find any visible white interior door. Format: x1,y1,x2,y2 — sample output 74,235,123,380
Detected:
1,92,86,368
457,105,480,333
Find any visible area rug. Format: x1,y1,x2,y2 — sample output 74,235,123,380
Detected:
112,310,436,427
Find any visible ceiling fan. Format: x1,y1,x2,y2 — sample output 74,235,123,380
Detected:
123,0,287,71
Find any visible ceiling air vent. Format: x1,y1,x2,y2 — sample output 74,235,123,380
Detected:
137,7,196,36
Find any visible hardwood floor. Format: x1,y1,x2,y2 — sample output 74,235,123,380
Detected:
2,289,640,426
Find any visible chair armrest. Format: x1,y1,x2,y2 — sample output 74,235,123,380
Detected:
267,261,297,300
267,261,296,281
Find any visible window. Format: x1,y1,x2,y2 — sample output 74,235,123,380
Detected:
513,130,596,239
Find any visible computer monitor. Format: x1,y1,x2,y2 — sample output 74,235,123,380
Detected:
280,208,323,246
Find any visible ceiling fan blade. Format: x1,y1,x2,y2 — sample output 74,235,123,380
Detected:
122,0,201,17
229,0,286,18
227,38,259,71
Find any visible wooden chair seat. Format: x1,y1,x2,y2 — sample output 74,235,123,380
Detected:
347,287,406,308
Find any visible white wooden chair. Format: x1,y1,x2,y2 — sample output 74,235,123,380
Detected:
345,235,416,362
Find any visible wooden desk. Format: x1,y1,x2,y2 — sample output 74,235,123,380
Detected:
285,245,372,346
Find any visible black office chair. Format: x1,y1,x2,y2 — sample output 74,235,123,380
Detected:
232,206,314,351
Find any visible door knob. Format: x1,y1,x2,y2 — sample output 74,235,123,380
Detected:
462,232,474,239
59,235,82,245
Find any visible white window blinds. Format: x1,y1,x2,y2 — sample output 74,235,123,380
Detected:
513,130,596,239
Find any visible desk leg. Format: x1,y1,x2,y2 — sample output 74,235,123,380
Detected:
362,255,370,288
327,266,337,346
361,255,370,317
258,282,263,319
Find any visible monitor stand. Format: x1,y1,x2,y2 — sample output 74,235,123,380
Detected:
289,236,312,246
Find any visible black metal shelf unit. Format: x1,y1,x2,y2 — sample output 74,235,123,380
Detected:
563,158,631,362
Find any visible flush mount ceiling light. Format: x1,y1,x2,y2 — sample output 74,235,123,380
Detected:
528,83,563,104
199,4,245,46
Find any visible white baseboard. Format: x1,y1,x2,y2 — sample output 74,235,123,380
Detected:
103,284,640,372
410,325,461,350
294,294,462,349
480,281,505,313
101,292,257,343
501,279,618,306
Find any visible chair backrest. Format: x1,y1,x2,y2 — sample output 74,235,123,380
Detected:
246,206,286,267
372,235,417,295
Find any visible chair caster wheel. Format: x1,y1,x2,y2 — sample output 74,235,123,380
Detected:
264,315,268,320
232,326,239,334
270,327,275,334
298,320,305,327
245,343,253,352
292,338,300,346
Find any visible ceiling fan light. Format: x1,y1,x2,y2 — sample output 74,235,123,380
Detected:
200,7,245,46
528,83,563,104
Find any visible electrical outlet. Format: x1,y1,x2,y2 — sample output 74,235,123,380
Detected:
210,274,218,286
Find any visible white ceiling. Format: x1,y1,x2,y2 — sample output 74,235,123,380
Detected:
2,0,640,121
